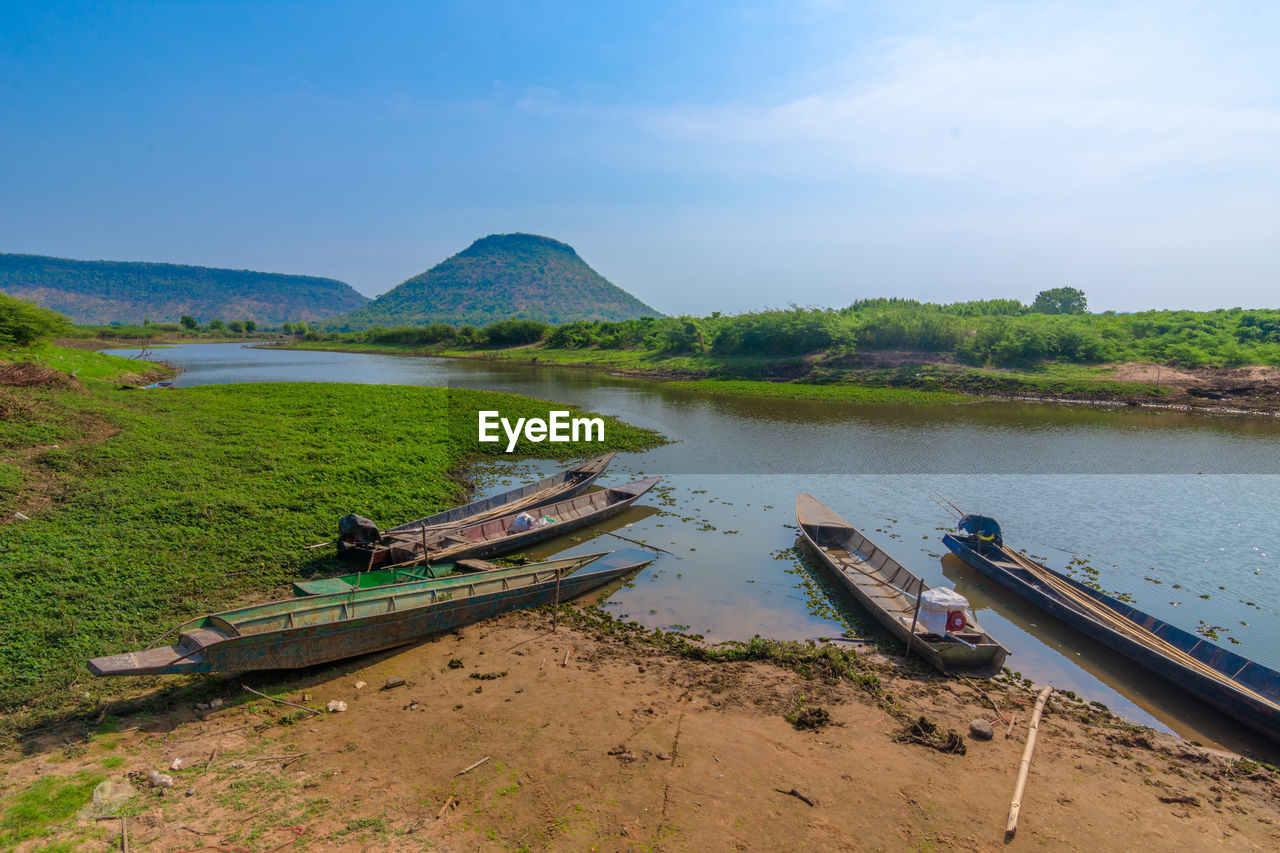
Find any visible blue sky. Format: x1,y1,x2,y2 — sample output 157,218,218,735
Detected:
2,1,1277,313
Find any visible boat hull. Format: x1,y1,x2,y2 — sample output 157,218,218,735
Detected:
944,533,1280,743
339,453,615,566
88,551,650,676
796,494,1007,675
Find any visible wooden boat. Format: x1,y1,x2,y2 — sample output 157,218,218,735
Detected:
944,514,1280,744
87,549,654,676
795,494,1008,675
365,476,661,569
292,552,608,596
336,453,615,566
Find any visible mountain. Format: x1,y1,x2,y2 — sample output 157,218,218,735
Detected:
0,253,369,325
339,234,662,328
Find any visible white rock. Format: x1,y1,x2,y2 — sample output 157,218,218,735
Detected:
13,512,29,521
208,698,223,709
145,769,174,789
326,700,348,713
354,680,366,690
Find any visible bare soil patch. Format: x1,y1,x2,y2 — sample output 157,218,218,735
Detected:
6,610,1278,851
0,361,79,389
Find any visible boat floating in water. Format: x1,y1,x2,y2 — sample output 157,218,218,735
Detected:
335,452,616,567
944,513,1280,744
795,494,1008,675
88,549,653,677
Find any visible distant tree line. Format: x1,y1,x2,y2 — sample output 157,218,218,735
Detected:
305,286,1280,369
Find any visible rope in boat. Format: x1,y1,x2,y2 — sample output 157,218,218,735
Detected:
1000,548,1279,710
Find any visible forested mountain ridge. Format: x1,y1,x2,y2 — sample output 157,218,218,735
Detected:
338,233,662,328
0,253,369,325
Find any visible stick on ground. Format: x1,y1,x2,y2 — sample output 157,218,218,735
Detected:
455,756,491,777
242,684,320,716
1006,686,1053,839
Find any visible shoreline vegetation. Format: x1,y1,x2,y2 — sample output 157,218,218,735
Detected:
231,294,1280,415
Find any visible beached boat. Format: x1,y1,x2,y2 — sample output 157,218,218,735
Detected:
88,549,654,676
362,476,661,569
795,494,1008,675
336,453,615,566
292,552,608,596
944,514,1280,743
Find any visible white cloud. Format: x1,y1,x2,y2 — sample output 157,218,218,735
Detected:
622,4,1280,194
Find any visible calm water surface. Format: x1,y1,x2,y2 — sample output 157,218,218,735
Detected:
110,343,1280,753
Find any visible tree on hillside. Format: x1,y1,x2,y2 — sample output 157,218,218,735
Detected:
244,320,257,332
1031,287,1088,315
180,315,198,330
0,292,69,348
228,321,246,333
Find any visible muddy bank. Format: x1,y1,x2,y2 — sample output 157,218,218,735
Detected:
6,609,1278,851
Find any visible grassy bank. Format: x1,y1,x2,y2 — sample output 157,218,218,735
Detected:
0,373,662,730
0,342,169,382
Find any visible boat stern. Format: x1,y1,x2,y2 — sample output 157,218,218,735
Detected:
87,645,208,677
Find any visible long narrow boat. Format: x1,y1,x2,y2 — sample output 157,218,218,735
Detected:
88,549,654,676
336,453,615,565
944,514,1280,744
368,476,661,569
292,552,608,596
796,494,1008,675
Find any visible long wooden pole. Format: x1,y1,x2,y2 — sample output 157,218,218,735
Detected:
904,577,925,662
1006,686,1053,839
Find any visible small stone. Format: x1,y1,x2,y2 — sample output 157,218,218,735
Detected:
229,761,248,769
656,752,672,761
327,700,348,713
208,698,223,709
969,719,995,740
145,769,174,789
194,703,209,712
302,693,313,702
354,680,366,690
383,676,407,690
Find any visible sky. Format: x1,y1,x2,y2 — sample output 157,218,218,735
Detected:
2,0,1278,314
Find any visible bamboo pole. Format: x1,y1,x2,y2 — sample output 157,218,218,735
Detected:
904,577,925,662
1006,686,1053,839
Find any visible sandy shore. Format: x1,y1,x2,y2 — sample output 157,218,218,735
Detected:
5,608,1279,851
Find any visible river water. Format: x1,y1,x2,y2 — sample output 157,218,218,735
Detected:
108,343,1280,753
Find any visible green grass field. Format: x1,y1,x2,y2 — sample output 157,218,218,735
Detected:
0,367,662,729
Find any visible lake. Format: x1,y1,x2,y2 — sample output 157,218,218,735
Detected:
108,342,1280,753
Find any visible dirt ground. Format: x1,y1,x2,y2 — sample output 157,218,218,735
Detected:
5,610,1279,852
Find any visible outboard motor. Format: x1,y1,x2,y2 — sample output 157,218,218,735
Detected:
957,514,1003,552
338,513,382,545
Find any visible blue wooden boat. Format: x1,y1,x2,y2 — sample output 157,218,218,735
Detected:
87,549,653,676
944,515,1280,744
337,452,615,567
796,494,1008,675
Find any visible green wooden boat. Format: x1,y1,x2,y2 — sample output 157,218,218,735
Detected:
87,549,654,677
291,552,608,596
